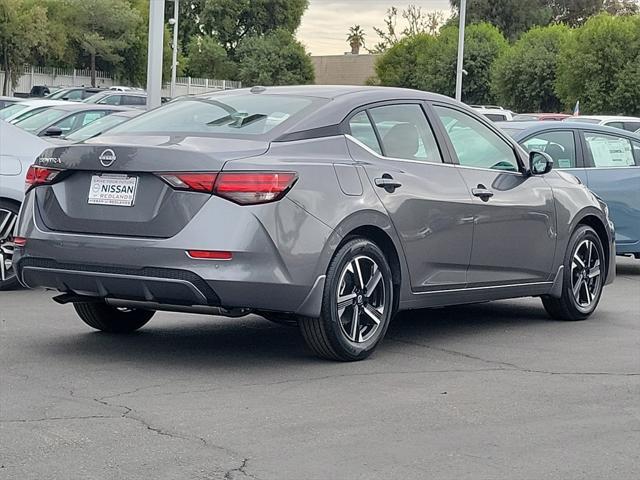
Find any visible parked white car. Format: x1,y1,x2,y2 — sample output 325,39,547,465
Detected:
0,99,68,123
0,120,52,289
471,105,514,122
566,115,640,133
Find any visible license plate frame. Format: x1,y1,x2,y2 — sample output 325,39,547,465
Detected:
88,174,139,207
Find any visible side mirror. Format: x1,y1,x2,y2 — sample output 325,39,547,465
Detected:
43,126,63,137
529,151,553,175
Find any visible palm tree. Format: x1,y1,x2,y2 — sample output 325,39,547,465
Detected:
347,25,366,55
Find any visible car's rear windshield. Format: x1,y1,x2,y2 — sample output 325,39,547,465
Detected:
568,118,600,124
107,94,319,137
0,103,28,120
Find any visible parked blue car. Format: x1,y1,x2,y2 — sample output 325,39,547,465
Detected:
498,122,640,258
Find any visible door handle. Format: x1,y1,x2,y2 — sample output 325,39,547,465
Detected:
375,176,402,192
472,185,494,200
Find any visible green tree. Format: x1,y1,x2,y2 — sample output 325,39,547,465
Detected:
556,13,640,114
235,29,314,86
492,24,570,112
0,0,48,94
374,34,437,88
185,35,236,78
68,0,141,86
450,0,552,40
199,0,308,56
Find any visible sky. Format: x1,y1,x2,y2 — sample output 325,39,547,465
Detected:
297,0,453,55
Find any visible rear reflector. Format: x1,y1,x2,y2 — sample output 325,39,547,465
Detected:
158,173,218,193
187,250,233,260
25,165,62,192
13,237,27,247
214,172,297,205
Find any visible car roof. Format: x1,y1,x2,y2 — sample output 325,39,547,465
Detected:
200,85,450,101
195,85,457,135
495,121,640,139
571,115,640,122
20,99,69,107
46,104,132,112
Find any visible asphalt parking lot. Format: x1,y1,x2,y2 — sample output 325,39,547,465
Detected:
1,257,638,480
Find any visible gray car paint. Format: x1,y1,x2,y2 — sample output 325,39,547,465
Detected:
14,87,615,319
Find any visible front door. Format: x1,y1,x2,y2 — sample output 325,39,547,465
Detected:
346,103,474,292
431,104,557,286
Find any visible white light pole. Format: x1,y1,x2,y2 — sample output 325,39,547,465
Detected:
169,0,179,99
455,0,466,102
146,0,165,110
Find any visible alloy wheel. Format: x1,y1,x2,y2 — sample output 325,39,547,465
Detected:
0,208,18,284
336,255,386,343
571,239,602,309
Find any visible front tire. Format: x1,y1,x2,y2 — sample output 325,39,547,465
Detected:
542,225,605,321
299,238,395,361
74,302,155,333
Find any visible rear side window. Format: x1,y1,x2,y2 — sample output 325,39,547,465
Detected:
584,132,637,167
108,94,318,136
123,95,146,106
368,104,442,163
348,111,381,154
522,131,577,168
623,121,640,132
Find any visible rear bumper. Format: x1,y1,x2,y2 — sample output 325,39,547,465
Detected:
14,193,333,317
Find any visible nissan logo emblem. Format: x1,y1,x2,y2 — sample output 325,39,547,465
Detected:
99,148,117,167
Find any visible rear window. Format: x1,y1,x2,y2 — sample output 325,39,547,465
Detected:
107,94,318,137
0,103,28,120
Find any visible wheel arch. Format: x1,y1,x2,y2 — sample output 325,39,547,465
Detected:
575,213,611,279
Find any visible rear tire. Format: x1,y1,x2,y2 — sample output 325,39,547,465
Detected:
74,302,155,333
542,225,605,321
299,238,394,361
0,199,21,291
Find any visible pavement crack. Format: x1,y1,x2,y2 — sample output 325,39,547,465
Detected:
387,337,640,377
1,415,117,424
224,458,257,480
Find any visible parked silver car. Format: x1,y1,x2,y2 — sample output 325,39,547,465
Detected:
13,86,615,361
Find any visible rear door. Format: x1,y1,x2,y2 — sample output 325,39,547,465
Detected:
346,102,474,292
580,131,640,253
431,103,557,286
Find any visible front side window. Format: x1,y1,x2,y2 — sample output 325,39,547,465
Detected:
584,133,637,167
368,104,442,163
522,131,577,168
348,111,381,154
434,106,519,172
99,95,122,106
53,111,108,134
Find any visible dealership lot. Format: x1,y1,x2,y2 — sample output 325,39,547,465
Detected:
1,257,638,480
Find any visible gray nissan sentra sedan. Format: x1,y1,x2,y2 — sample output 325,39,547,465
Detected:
13,86,615,361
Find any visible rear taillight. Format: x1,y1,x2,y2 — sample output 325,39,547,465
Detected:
158,173,218,193
214,172,297,205
157,171,297,205
25,165,62,192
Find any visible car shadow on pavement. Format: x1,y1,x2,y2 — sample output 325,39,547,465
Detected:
37,300,552,368
616,258,640,276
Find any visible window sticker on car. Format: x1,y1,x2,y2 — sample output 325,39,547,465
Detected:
586,135,635,167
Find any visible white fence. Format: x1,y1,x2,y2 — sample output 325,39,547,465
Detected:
1,65,240,97
0,66,114,95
